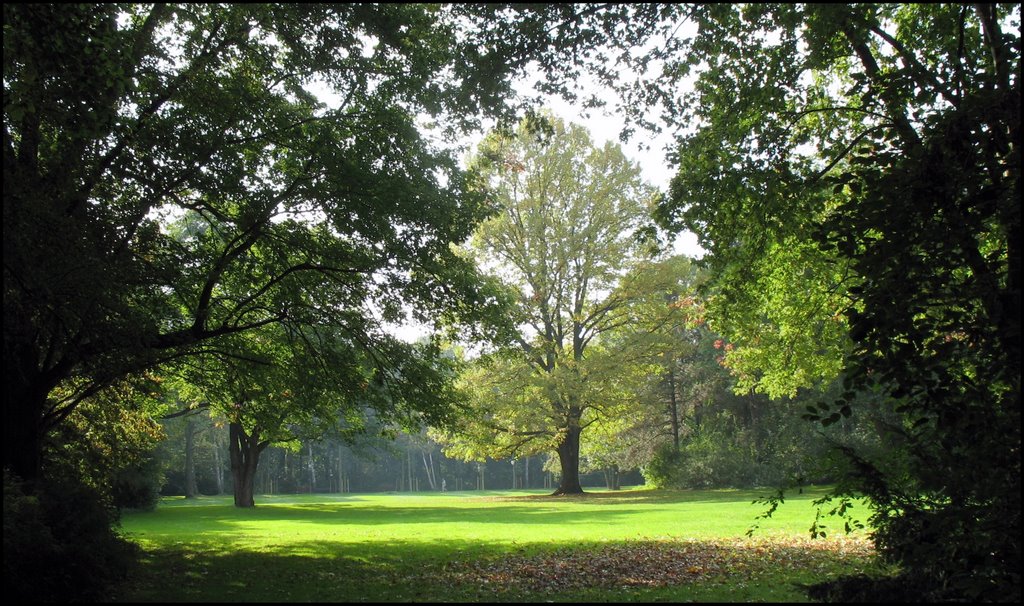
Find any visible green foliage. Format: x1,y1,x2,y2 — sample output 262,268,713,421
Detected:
644,409,811,491
164,322,469,506
640,444,683,489
3,1,533,482
3,469,140,602
46,380,167,510
641,326,901,494
110,453,166,511
637,3,1020,599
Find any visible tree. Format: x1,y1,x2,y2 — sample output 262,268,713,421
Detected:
171,319,462,507
435,115,661,494
3,3,529,484
48,378,167,509
636,4,1019,599
566,255,707,486
159,403,225,498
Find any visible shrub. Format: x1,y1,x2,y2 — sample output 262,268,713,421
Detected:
640,444,684,488
111,453,164,511
3,469,139,602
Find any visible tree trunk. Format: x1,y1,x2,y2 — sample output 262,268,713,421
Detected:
3,359,57,484
213,441,224,495
421,451,436,490
552,421,584,495
229,421,267,508
602,466,621,490
308,442,315,493
184,417,198,498
337,444,345,493
406,449,413,492
667,368,680,453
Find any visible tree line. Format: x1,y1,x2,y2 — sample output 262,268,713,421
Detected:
157,412,615,498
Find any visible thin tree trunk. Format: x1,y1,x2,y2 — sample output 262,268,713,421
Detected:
337,444,345,493
184,417,198,498
407,450,413,492
213,440,224,495
668,367,680,453
308,442,316,493
421,451,436,490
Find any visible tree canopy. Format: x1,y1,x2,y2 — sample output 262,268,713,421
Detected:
3,3,531,482
628,3,1019,599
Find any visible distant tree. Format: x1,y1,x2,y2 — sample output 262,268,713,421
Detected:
436,117,663,494
569,255,706,488
159,404,219,498
171,321,461,507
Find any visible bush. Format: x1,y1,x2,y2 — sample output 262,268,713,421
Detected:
3,469,139,602
642,430,785,490
111,453,164,511
641,444,683,488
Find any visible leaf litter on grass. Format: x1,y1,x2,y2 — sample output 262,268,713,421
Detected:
440,535,875,595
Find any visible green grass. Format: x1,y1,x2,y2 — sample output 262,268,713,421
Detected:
110,486,886,602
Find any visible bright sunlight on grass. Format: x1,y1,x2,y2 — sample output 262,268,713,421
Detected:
111,486,885,602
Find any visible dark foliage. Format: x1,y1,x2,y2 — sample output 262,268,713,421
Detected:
110,453,164,511
3,469,139,602
808,572,1021,603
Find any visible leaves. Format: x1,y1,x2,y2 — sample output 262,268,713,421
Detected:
440,536,875,594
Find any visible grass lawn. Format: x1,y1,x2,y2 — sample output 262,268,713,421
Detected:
110,485,886,602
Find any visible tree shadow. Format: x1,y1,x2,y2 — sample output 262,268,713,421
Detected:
108,534,878,603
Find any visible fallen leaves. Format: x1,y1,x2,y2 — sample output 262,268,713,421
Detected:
440,535,875,594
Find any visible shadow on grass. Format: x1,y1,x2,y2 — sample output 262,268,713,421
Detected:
138,487,831,529
158,494,371,508
273,503,658,525
110,538,536,602
128,503,663,530
157,485,836,509
479,487,829,505
107,534,879,603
